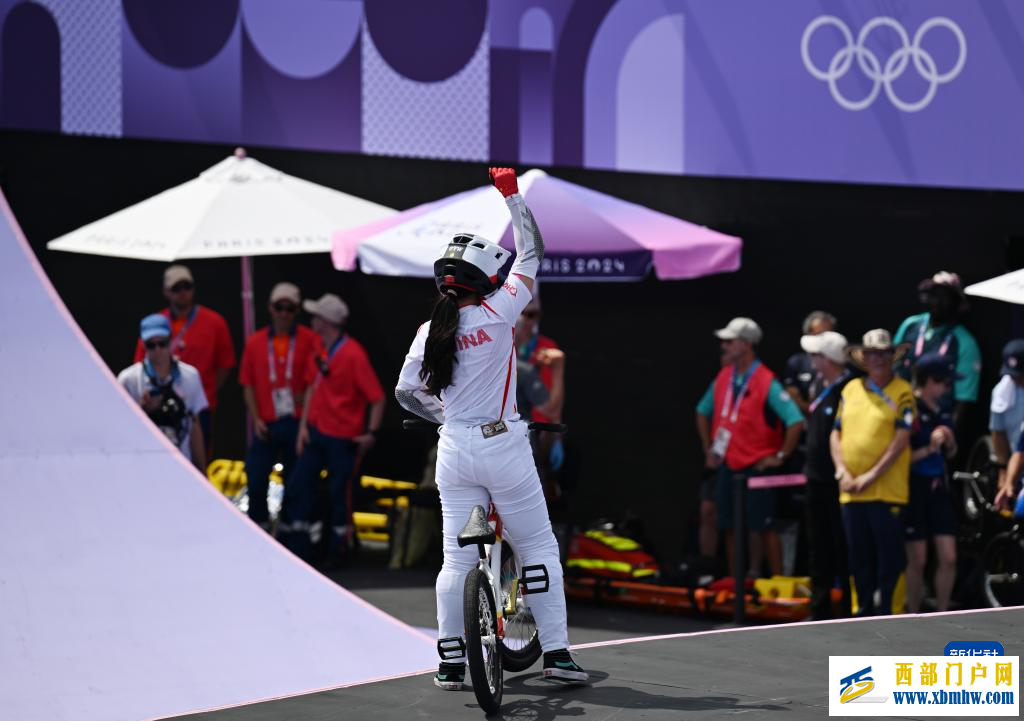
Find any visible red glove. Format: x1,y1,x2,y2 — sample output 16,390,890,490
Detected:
488,167,519,198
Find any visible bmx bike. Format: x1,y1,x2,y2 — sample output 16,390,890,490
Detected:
403,417,566,714
953,471,1024,608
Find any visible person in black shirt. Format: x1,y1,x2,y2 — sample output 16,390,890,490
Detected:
799,330,852,619
906,353,959,613
784,310,837,415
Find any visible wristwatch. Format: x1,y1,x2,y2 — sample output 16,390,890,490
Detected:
775,450,786,461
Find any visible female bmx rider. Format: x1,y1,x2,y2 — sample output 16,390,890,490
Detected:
395,168,588,689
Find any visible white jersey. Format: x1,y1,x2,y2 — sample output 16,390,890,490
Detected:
397,274,532,425
117,360,208,459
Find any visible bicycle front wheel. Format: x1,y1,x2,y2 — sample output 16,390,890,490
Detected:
980,531,1024,608
499,541,541,672
464,567,503,714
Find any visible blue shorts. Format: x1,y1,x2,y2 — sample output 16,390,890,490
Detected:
715,464,776,532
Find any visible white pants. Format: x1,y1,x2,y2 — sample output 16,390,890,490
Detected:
434,419,569,662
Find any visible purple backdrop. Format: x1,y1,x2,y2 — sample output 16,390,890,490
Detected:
1,0,1021,190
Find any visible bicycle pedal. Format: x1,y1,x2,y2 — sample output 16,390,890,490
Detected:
520,564,550,593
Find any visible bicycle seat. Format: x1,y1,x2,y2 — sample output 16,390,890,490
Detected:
457,505,496,548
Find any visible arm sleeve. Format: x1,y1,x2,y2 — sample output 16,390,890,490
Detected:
953,327,981,402
238,338,255,387
766,379,806,427
892,315,917,345
186,368,209,415
506,193,544,280
355,347,385,404
483,273,532,322
696,381,716,417
395,323,444,423
895,389,916,429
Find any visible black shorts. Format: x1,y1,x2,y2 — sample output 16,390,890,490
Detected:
700,471,716,502
905,473,956,541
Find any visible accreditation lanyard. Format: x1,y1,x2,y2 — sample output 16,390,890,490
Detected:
143,357,179,390
267,331,297,386
313,335,348,391
915,317,953,359
865,378,898,412
170,306,198,354
808,371,850,414
720,360,760,424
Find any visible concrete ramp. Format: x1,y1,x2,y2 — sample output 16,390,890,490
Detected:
0,191,436,721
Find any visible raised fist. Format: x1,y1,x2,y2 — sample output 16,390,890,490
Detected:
488,167,519,197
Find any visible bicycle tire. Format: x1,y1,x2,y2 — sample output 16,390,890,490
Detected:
980,531,1024,608
498,542,542,672
464,567,502,714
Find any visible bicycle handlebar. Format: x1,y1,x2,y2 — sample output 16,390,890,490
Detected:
401,418,567,433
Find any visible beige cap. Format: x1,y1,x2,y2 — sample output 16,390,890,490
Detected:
163,264,193,289
800,331,849,365
714,317,762,344
303,293,349,325
849,328,910,370
269,282,300,305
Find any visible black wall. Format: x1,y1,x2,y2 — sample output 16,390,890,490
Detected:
2,130,1022,564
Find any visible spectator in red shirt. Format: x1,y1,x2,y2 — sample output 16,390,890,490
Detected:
239,282,322,531
515,295,566,500
279,293,385,563
134,265,236,453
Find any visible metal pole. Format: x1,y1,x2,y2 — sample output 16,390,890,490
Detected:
733,472,746,624
241,255,255,445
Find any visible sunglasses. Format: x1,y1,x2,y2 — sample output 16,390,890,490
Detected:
169,281,194,292
272,302,298,313
521,310,540,319
145,338,170,350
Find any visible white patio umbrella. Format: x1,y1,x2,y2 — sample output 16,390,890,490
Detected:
965,269,1024,306
48,148,396,334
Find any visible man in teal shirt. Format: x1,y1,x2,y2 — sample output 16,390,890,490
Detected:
894,271,980,434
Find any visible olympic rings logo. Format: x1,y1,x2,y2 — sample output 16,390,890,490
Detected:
801,16,967,112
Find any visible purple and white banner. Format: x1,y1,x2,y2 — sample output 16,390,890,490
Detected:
1,0,1022,191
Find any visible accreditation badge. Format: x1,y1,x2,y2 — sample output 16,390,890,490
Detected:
710,427,732,458
271,387,295,418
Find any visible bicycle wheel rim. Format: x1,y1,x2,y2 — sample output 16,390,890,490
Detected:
498,542,541,671
982,533,1024,608
464,568,502,714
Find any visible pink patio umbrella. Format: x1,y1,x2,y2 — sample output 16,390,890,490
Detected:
332,169,741,281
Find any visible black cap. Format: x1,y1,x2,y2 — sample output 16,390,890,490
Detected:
914,352,963,381
1001,339,1024,378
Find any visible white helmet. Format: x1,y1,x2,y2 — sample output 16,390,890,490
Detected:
433,233,511,295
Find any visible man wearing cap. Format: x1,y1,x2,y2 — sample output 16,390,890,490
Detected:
905,353,959,613
515,292,567,500
695,318,805,577
119,314,208,470
783,310,838,415
989,339,1024,502
134,265,236,453
831,329,916,616
800,330,853,619
239,283,323,531
894,271,981,431
279,293,385,563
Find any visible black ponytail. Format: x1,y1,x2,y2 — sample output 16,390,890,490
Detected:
420,288,466,396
